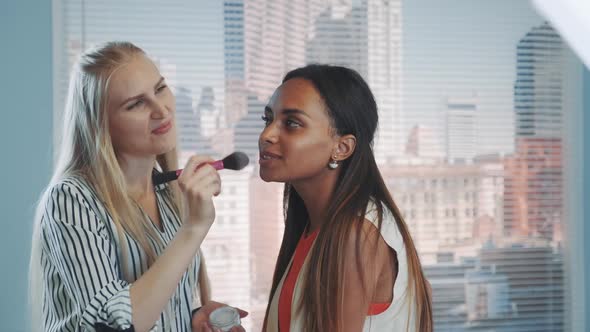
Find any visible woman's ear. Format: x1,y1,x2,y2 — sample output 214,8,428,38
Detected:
333,134,357,161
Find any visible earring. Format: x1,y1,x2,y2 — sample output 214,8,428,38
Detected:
328,157,339,169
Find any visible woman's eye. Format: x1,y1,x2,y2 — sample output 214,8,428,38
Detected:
261,115,272,126
126,99,144,110
156,85,167,93
286,119,301,128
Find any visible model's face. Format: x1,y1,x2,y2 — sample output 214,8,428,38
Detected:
258,78,339,183
106,54,177,158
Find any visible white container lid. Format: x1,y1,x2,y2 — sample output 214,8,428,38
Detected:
209,306,241,331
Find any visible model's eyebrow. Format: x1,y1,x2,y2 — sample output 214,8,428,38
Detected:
119,77,165,106
282,108,311,118
153,77,165,89
264,106,311,119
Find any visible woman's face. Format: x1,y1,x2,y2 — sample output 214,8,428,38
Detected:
258,78,339,183
106,54,177,158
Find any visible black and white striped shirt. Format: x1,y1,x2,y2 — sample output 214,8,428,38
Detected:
39,176,200,331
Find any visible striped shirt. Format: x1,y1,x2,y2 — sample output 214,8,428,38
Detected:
39,176,201,332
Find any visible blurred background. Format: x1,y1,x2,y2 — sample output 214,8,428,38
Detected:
1,0,589,331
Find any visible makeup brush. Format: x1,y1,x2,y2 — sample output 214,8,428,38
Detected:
153,151,249,186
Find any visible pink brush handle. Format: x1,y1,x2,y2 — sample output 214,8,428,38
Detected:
210,160,224,170
175,160,224,177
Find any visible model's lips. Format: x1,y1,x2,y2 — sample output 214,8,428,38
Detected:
152,120,172,134
260,151,282,160
259,151,282,165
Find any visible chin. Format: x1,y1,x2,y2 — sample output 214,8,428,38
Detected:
154,142,176,156
259,169,282,183
259,170,271,182
155,136,177,153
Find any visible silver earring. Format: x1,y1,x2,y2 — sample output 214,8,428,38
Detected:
328,158,339,169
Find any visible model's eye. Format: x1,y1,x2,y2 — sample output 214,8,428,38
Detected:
261,115,272,126
286,119,301,128
156,85,167,93
126,99,144,110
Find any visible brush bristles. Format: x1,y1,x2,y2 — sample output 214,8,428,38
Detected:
222,151,249,170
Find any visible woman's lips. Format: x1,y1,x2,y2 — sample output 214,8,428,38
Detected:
153,121,172,134
259,151,281,165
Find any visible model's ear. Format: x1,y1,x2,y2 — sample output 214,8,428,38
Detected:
332,134,356,161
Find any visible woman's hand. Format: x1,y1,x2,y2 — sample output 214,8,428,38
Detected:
177,155,221,230
192,301,249,332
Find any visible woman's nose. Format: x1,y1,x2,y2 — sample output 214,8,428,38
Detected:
260,122,278,145
151,99,169,118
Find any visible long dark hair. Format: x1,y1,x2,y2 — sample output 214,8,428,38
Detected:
264,64,432,331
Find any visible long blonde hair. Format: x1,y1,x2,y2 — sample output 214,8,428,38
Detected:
29,41,210,331
264,65,432,331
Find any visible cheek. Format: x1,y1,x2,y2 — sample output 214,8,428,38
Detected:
108,116,146,146
108,119,124,143
161,92,176,114
167,94,176,111
285,135,332,166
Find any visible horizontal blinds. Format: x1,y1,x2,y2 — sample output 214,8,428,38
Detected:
56,1,572,330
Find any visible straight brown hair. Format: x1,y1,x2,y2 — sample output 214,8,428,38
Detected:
264,64,432,331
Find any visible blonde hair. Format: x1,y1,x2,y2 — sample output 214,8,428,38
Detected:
29,41,210,331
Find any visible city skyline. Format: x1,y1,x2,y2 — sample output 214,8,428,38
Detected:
55,0,547,161
55,1,568,330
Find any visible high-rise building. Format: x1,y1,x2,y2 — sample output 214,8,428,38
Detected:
423,255,476,330
424,242,564,332
175,86,218,160
503,138,562,240
446,96,478,162
504,23,564,241
465,269,511,321
226,0,323,101
514,23,563,139
405,124,445,159
307,0,404,163
478,245,565,331
197,86,225,139
175,86,200,153
234,94,266,162
201,167,253,329
227,0,324,162
242,0,312,100
248,172,284,331
380,157,504,263
222,2,328,328
223,0,248,127
195,86,233,157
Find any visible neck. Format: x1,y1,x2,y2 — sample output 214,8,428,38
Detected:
292,170,340,234
118,154,157,200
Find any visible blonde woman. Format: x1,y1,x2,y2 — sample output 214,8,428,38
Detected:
30,41,246,332
260,65,433,331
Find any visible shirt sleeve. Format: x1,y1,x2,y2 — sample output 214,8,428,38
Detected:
40,181,141,331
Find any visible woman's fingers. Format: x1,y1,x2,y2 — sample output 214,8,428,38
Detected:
178,156,215,188
236,307,249,318
183,167,221,199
